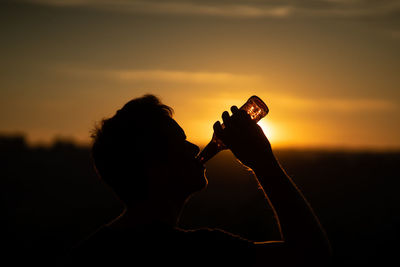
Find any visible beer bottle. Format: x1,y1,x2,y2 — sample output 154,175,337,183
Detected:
197,96,269,164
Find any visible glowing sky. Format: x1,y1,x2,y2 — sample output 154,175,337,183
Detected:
1,0,400,149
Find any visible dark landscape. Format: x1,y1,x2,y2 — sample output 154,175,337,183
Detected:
1,134,399,266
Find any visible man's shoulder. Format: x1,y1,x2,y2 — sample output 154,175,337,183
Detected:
73,224,254,250
69,224,256,266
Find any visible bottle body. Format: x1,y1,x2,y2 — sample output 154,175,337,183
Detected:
196,95,269,164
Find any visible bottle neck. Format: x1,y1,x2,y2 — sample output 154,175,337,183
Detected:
196,134,226,164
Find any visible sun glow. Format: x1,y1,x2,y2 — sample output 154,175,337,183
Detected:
258,120,277,144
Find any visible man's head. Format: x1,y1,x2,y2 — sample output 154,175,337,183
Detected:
91,95,207,205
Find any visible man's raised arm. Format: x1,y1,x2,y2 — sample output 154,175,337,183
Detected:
213,106,332,267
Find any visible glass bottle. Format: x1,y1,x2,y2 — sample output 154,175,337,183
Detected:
196,95,269,164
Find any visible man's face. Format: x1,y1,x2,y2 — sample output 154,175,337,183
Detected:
156,117,208,197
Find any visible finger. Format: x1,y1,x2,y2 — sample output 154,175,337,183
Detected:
213,121,224,139
235,109,251,123
230,105,239,114
213,121,222,132
214,120,232,147
230,106,244,125
221,111,231,127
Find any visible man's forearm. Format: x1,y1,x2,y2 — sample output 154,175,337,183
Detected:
252,156,331,258
211,105,331,263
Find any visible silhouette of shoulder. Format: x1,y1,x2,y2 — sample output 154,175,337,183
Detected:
70,223,256,266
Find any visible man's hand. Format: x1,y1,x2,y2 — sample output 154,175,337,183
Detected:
213,105,275,169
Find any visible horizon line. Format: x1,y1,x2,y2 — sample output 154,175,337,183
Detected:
1,133,400,153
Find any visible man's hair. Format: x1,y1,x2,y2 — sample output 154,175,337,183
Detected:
91,94,173,202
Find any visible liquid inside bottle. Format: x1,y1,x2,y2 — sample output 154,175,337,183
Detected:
196,95,269,164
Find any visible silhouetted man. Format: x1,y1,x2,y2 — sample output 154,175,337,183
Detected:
70,94,331,266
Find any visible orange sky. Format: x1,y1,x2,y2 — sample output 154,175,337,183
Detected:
1,0,399,150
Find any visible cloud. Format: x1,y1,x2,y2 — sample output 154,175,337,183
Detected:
56,65,397,113
273,96,397,113
23,0,400,18
298,1,400,18
25,0,292,18
196,93,397,114
58,66,261,85
108,69,260,84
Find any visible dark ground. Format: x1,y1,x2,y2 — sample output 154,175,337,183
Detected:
1,135,399,266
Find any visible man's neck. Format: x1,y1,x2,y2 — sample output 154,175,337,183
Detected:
108,197,186,230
